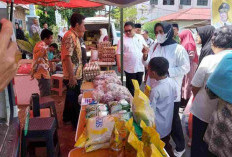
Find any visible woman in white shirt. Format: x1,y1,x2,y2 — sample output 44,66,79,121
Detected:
143,22,190,157
190,26,232,157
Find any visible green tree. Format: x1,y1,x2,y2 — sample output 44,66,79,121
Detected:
36,6,56,28
59,7,100,27
73,8,97,17
59,9,73,27
111,6,138,28
142,20,158,40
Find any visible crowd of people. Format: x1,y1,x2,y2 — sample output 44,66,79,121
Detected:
1,11,232,157
116,20,232,157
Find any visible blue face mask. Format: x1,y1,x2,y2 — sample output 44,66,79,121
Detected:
48,51,54,61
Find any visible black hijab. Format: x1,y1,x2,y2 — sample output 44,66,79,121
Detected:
154,22,176,46
196,25,215,64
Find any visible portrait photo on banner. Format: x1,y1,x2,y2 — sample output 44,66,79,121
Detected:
212,0,232,28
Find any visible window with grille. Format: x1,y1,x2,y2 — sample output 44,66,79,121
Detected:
180,0,191,5
197,0,208,6
163,0,174,5
150,0,158,5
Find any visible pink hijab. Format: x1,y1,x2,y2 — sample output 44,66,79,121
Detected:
179,30,198,64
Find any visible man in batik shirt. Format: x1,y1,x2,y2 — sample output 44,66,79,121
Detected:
32,29,53,96
61,13,85,128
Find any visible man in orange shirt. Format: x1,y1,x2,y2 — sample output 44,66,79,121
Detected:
61,13,85,128
32,29,53,96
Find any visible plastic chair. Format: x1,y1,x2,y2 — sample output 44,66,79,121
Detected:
40,96,59,128
21,117,60,157
30,94,59,128
51,74,66,96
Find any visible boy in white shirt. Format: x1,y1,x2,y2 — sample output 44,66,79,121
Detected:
148,57,177,157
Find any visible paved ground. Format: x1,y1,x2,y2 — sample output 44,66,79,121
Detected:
18,94,75,157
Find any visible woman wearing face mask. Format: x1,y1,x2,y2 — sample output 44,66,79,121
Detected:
190,26,232,157
143,22,190,157
196,25,215,65
204,53,232,157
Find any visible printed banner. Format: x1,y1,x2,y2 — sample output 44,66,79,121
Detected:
212,0,232,28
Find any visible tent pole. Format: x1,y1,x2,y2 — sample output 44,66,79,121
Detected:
120,8,123,85
108,5,111,42
10,0,14,21
6,0,9,20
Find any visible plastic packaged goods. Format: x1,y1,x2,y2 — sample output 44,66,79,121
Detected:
101,91,115,103
86,111,97,119
126,121,166,157
110,117,137,157
86,105,97,113
93,79,105,86
85,116,115,147
92,90,105,102
110,118,126,151
92,83,131,104
86,104,109,118
111,104,123,114
86,142,110,152
108,101,118,108
128,131,144,157
132,79,155,127
75,127,87,148
140,121,166,157
98,111,109,117
97,104,108,111
144,85,151,98
118,99,131,111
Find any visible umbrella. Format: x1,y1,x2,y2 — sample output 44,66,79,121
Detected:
90,0,147,8
1,0,103,8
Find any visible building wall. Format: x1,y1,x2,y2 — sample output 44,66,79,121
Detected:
14,7,27,30
137,0,211,23
171,20,203,30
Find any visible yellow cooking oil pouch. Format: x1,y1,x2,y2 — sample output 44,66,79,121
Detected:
128,131,144,157
144,85,151,98
74,127,87,148
132,79,155,127
140,121,167,157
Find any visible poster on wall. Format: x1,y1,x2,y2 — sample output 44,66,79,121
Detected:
212,0,232,28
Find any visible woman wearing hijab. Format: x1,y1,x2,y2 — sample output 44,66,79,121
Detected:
179,30,198,107
190,26,232,157
196,25,215,64
143,22,190,157
99,28,109,43
204,53,232,157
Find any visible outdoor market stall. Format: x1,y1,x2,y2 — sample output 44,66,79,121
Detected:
68,69,169,157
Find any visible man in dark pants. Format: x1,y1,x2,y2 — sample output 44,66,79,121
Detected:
32,29,53,97
116,22,148,96
63,80,82,127
61,13,85,128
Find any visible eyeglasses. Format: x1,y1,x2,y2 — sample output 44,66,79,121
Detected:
124,29,132,33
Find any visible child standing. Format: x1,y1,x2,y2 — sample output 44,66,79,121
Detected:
148,57,177,157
